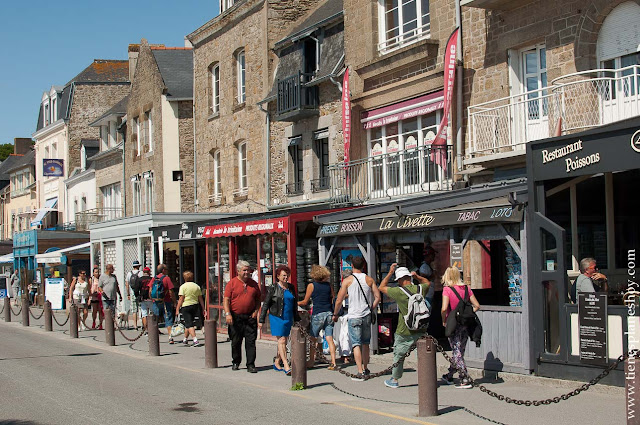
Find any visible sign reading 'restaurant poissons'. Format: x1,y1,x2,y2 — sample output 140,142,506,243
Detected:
541,139,601,173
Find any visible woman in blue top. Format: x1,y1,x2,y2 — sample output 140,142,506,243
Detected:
259,265,299,375
298,264,337,370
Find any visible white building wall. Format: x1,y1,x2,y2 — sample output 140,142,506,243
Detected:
64,170,96,223
161,96,181,212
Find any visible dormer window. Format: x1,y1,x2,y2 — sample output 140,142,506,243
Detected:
220,0,235,13
44,102,50,126
81,145,87,171
51,97,57,123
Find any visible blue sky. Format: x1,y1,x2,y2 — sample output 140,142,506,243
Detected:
0,1,219,144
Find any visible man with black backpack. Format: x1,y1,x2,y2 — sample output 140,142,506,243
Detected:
378,263,431,389
125,260,142,330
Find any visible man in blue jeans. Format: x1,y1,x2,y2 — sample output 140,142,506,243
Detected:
151,264,176,344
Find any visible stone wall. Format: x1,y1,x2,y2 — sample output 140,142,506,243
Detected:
178,101,195,212
125,40,167,215
461,0,636,159
67,84,129,171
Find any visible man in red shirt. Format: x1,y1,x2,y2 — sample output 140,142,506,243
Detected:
224,260,261,373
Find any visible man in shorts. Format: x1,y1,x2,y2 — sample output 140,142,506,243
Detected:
138,267,153,334
98,264,122,313
175,271,207,346
152,264,176,344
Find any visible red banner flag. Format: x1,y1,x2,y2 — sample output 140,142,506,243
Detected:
342,67,351,164
430,28,459,172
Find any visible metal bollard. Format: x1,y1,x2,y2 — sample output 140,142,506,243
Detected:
44,301,52,331
148,314,160,356
22,295,29,327
104,308,116,346
290,326,307,389
3,297,10,322
204,319,218,368
70,305,78,338
417,338,438,417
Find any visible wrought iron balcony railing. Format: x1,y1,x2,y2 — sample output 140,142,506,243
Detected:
286,181,304,195
75,208,124,230
277,72,319,120
467,65,640,157
328,144,453,206
311,176,330,193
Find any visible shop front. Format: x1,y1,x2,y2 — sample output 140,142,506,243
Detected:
203,208,342,339
526,116,640,385
316,181,532,373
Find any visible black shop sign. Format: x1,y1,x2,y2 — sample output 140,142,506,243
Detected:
578,293,608,366
316,205,523,237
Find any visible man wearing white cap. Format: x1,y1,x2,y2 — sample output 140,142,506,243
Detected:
378,263,431,388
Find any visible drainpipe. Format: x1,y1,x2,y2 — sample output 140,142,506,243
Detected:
258,102,271,208
192,57,198,212
455,0,464,174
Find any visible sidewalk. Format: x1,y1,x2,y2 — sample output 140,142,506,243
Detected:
1,307,626,425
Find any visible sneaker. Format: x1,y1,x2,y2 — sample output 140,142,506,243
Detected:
169,338,175,345
183,339,189,346
384,378,399,388
351,373,365,382
441,374,454,385
193,340,202,347
455,380,473,389
363,368,371,377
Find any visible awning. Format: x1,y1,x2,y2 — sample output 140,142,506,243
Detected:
0,253,13,264
361,91,444,130
204,217,289,238
30,198,58,227
35,242,91,264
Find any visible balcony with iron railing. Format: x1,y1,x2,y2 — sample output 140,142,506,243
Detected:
74,207,124,230
311,176,330,193
276,72,319,121
285,181,304,196
328,144,453,206
467,65,640,160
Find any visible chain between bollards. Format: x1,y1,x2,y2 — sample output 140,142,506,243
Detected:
29,306,45,320
52,309,70,327
110,309,146,342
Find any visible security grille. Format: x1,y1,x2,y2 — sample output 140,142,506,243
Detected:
104,241,116,266
141,237,153,269
123,239,138,276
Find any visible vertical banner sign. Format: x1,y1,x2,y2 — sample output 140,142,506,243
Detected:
342,67,351,185
430,28,459,172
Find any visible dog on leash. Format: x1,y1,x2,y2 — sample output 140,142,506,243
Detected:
118,311,130,330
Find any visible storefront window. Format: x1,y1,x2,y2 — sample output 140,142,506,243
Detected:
208,239,220,306
237,236,258,269
163,241,180,285
273,234,288,269
614,169,640,270
545,187,572,269
576,175,607,269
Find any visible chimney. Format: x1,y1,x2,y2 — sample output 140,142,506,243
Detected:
128,44,140,82
13,138,33,155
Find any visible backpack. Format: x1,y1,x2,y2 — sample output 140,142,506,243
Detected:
450,286,476,327
129,271,143,300
150,274,165,301
399,285,431,331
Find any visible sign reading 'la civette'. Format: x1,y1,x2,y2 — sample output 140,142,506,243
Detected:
316,205,523,237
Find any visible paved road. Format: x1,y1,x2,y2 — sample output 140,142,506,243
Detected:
0,309,627,425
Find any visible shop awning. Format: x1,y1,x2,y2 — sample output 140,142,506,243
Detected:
315,180,528,237
204,217,289,238
35,242,91,264
30,198,58,228
0,253,13,264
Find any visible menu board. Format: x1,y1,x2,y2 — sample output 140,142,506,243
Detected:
578,293,608,366
45,278,65,310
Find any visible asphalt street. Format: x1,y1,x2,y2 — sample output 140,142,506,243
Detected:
0,308,627,425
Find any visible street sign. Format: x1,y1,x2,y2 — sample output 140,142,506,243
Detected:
578,293,608,365
450,242,463,271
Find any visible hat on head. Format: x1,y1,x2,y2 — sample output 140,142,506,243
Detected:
133,260,141,267
143,266,151,273
395,267,411,281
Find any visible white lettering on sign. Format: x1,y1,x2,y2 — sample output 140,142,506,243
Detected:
564,153,601,173
541,140,583,163
340,222,363,233
319,224,339,235
457,211,481,222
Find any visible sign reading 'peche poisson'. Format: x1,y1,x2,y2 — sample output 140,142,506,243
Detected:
316,205,523,237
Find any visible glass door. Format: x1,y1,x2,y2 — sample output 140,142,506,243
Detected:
522,46,549,142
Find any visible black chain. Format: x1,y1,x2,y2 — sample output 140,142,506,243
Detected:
111,310,146,342
430,335,638,406
297,323,420,381
52,310,70,327
10,304,23,316
329,383,417,405
29,307,44,320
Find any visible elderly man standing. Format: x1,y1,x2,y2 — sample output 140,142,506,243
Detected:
223,261,261,373
98,264,122,314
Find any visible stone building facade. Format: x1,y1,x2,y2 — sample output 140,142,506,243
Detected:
461,0,640,182
124,41,194,216
187,0,326,213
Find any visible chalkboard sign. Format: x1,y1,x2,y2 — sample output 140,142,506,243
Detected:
578,293,608,366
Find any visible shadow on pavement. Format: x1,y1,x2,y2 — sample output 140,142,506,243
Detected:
0,352,101,361
0,420,44,425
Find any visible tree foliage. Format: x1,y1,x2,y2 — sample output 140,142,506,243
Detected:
0,144,14,162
